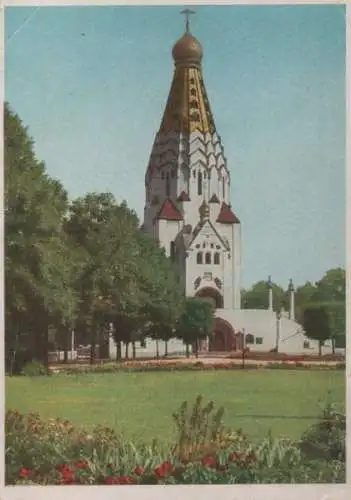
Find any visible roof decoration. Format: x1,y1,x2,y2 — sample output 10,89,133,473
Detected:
177,191,191,201
159,12,215,136
216,202,240,224
156,199,183,221
209,193,220,204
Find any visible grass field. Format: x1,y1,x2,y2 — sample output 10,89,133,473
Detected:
6,370,345,445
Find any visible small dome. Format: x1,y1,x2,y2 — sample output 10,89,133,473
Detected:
172,33,203,66
199,200,210,220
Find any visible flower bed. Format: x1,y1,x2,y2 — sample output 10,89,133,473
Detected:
6,397,346,485
50,358,345,375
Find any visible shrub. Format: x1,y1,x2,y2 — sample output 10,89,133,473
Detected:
21,360,49,377
299,403,345,462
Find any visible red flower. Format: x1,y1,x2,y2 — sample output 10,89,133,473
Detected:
154,460,173,479
106,476,118,485
201,456,217,468
134,465,144,476
19,467,30,478
58,465,75,484
119,476,135,484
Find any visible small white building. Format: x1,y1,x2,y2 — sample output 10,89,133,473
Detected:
110,20,333,358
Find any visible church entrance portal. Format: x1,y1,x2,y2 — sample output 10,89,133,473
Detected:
195,287,224,309
209,318,243,352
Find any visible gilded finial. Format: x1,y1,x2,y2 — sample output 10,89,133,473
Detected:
181,8,195,33
199,200,210,220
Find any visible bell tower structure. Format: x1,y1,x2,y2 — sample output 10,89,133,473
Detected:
143,12,241,310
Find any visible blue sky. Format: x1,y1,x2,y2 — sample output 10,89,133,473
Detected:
5,5,346,289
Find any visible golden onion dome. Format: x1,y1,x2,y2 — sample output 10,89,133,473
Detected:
172,32,203,67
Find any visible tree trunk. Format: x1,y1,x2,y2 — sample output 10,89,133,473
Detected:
164,340,168,357
318,340,322,357
132,341,136,360
156,338,159,359
186,344,190,358
125,342,129,359
195,339,199,358
116,341,122,361
332,336,336,355
90,316,97,365
63,326,69,363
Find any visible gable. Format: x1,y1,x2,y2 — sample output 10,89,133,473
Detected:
189,219,230,251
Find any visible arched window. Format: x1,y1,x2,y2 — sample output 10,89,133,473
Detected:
166,173,170,197
214,252,220,265
197,171,203,196
197,252,203,264
205,252,211,264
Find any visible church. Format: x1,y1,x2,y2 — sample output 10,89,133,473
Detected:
110,15,324,359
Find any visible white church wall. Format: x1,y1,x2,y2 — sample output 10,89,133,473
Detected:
158,219,183,256
215,309,323,355
232,224,241,309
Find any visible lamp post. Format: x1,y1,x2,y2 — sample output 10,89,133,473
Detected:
241,328,246,369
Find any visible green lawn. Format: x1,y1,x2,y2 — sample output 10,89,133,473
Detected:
6,370,345,445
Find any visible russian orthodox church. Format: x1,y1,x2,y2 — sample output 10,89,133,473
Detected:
110,15,326,358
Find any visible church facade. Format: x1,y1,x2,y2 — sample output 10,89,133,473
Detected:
111,19,332,359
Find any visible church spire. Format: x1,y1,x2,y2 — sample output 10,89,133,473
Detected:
159,12,216,136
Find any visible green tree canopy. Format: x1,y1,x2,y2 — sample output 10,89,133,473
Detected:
176,298,215,358
5,102,77,369
302,305,331,356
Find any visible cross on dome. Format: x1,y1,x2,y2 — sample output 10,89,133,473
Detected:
180,8,195,33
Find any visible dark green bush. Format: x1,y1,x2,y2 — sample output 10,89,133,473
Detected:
299,403,345,462
21,360,49,377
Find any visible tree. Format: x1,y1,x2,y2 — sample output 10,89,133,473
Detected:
241,280,288,312
302,305,331,356
314,268,345,303
296,269,346,351
176,298,215,358
294,281,317,322
5,103,77,371
65,193,141,363
134,231,183,359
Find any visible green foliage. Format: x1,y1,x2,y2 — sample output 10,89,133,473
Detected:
172,395,229,461
6,399,345,485
241,281,287,312
5,103,77,371
302,306,331,355
299,403,346,462
5,104,184,367
176,297,214,356
21,361,49,377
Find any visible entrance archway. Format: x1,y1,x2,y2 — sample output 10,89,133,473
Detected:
209,318,242,352
195,287,224,309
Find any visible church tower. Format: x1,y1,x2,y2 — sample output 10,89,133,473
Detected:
143,11,241,310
